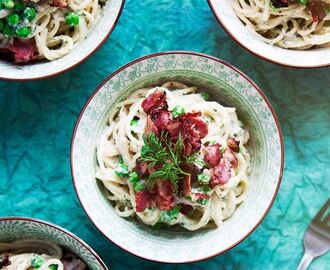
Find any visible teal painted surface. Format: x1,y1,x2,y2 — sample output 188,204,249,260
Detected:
0,0,329,269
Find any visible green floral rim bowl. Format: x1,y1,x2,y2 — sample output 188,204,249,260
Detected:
71,51,284,263
0,217,108,269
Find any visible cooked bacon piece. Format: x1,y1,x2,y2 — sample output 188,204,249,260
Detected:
152,110,172,130
203,143,221,167
154,180,174,211
181,175,192,197
210,161,232,187
167,121,181,138
179,204,193,215
136,158,150,177
175,113,208,156
136,190,155,212
223,148,238,168
0,253,11,268
180,112,208,139
307,0,328,22
194,193,210,200
145,115,159,135
142,90,168,114
52,0,70,7
270,0,288,8
227,138,239,153
8,39,35,63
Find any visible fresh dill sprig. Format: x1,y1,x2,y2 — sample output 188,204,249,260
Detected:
140,132,189,190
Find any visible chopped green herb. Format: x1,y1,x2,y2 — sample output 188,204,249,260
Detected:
134,181,144,191
115,164,129,177
298,0,308,4
129,172,139,185
160,206,180,222
130,118,139,126
118,155,124,164
31,255,45,269
184,195,192,200
202,185,212,192
49,264,59,270
210,140,216,145
197,173,210,184
201,92,209,100
0,21,3,32
172,106,185,118
197,198,209,205
220,123,225,129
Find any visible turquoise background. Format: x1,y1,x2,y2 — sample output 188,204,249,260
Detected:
0,0,329,269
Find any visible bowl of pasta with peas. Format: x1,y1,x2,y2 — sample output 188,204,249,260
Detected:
0,217,108,270
71,51,284,263
0,0,124,80
208,0,330,68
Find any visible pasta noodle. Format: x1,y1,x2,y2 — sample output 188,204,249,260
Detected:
96,82,251,231
232,0,330,49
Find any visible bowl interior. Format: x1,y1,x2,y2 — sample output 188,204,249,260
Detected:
208,0,330,67
0,219,106,270
0,0,123,80
71,52,282,262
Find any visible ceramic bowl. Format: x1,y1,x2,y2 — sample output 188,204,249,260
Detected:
207,0,330,68
71,51,284,263
0,0,124,81
0,217,108,269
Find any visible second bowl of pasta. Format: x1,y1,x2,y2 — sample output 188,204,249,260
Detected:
208,0,330,68
71,51,284,263
0,0,124,80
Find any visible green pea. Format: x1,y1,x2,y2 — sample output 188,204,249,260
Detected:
23,7,37,21
31,255,45,269
2,0,15,9
65,12,79,26
129,172,139,185
134,181,144,191
14,1,24,10
7,13,20,26
16,26,31,38
172,106,185,118
197,173,210,184
201,92,209,100
3,23,14,37
115,164,129,177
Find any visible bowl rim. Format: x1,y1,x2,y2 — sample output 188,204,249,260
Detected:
70,50,284,263
0,216,109,269
0,0,125,82
207,0,330,69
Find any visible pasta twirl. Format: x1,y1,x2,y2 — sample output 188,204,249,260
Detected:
96,82,251,231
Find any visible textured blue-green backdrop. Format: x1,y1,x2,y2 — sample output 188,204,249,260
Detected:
0,1,329,269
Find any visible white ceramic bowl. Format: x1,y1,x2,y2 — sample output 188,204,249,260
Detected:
0,0,124,81
71,51,284,263
208,0,330,68
0,217,108,270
